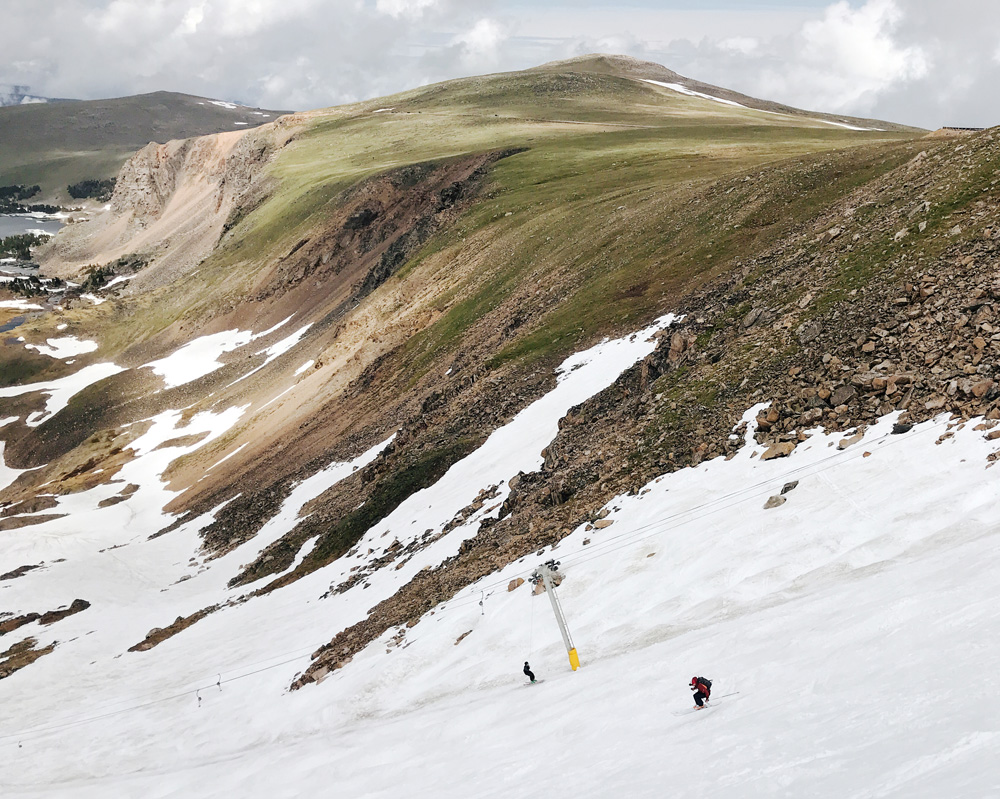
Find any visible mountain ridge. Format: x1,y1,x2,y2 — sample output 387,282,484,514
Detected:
0,90,290,198
2,54,998,797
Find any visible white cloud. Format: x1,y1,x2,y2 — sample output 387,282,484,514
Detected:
180,3,206,35
376,0,438,18
453,18,507,63
719,37,759,56
790,0,928,110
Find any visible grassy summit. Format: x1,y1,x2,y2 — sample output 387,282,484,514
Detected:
197,55,921,372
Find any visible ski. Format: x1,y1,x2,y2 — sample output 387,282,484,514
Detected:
672,692,740,716
672,706,712,717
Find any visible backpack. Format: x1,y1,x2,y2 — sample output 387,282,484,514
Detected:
697,677,712,690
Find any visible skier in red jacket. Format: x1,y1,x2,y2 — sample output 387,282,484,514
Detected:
690,676,712,709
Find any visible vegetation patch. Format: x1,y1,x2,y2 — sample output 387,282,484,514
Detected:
249,439,482,592
0,352,52,387
67,178,116,201
0,232,52,261
0,184,58,214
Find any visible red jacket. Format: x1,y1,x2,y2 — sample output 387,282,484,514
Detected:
691,679,711,697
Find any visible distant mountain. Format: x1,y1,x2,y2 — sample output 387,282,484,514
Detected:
0,90,290,198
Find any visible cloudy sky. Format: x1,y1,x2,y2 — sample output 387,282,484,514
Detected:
3,0,998,128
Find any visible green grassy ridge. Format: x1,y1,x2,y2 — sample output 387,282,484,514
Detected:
394,129,920,378
8,64,920,408
212,64,913,296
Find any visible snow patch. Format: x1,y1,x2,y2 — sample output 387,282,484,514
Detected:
204,442,249,474
145,330,255,389
642,79,875,131
644,79,749,109
25,336,99,359
103,274,135,289
232,434,397,576
0,362,124,427
228,323,313,386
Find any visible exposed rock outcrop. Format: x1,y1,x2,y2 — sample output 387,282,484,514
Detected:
40,121,297,289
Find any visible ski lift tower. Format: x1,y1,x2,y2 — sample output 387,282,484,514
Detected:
530,559,581,671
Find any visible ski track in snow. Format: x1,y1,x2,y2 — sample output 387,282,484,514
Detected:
2,312,1000,797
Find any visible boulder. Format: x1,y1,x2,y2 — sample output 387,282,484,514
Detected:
797,321,822,344
838,432,864,450
763,495,786,509
761,442,796,460
830,385,857,406
507,578,525,592
971,379,994,399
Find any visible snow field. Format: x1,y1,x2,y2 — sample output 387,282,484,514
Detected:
0,315,678,792
3,310,1000,796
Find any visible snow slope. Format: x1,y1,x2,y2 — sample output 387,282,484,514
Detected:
641,79,875,131
3,315,1000,797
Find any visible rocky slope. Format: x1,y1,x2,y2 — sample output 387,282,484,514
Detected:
294,126,999,685
0,54,949,694
40,119,300,288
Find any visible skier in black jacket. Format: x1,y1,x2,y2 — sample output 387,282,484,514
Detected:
523,661,536,683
